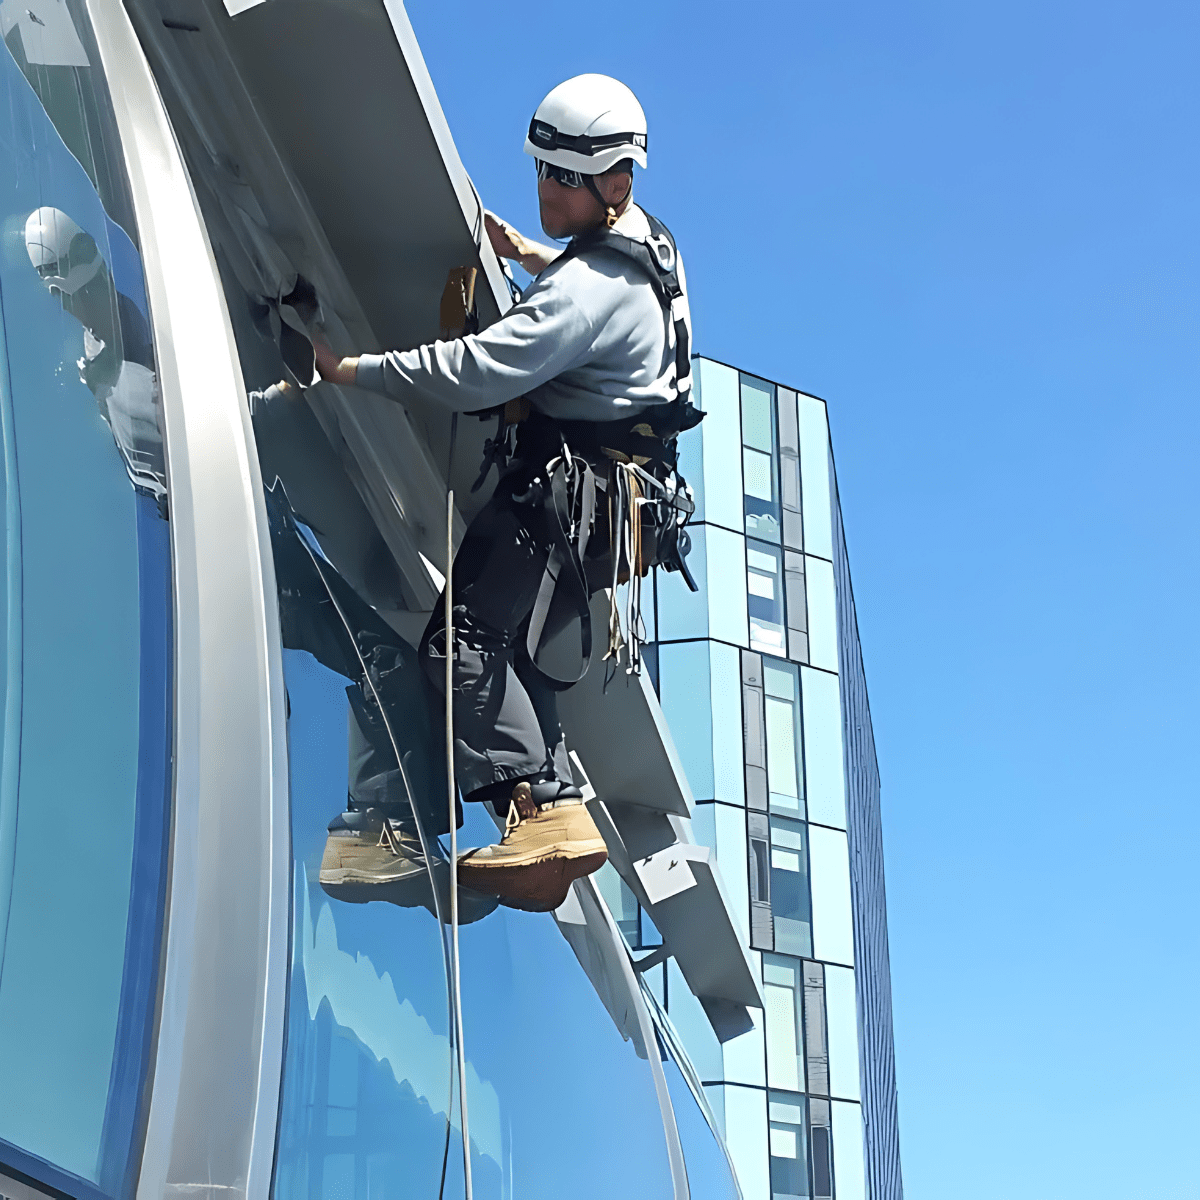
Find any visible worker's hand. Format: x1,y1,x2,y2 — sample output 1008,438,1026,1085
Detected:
313,338,358,387
485,212,531,260
485,211,559,276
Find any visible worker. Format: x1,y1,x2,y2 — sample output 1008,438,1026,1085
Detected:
314,74,700,912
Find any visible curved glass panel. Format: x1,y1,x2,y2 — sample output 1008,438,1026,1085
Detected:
644,987,741,1200
0,5,171,1197
270,505,675,1196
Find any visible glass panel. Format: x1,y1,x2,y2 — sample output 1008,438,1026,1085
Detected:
657,522,710,642
714,803,750,943
808,1098,833,1200
765,694,802,816
711,641,746,805
723,1084,770,1200
660,1041,741,1200
743,447,774,501
768,1092,810,1200
808,826,855,967
769,818,812,958
763,956,804,1093
764,660,796,700
595,862,639,946
800,668,846,829
797,396,833,560
0,10,170,1195
823,966,861,1102
275,647,454,1199
665,959,721,1083
278,642,676,1199
740,377,774,453
695,359,744,532
748,541,786,654
742,376,780,543
658,641,714,799
804,557,838,673
831,1102,866,1200
708,525,750,647
720,1002,764,1087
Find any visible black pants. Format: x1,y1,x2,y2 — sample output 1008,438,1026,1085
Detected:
419,468,603,802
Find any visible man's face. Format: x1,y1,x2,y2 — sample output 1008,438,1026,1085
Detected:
537,171,630,239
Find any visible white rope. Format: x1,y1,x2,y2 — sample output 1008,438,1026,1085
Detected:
446,489,473,1200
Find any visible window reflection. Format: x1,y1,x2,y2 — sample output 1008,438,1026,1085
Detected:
763,660,804,817
0,8,170,1196
763,956,805,1093
768,1093,810,1200
768,817,812,957
747,540,785,654
740,376,780,543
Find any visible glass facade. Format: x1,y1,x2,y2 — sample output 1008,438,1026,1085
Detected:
0,5,171,1197
647,358,904,1198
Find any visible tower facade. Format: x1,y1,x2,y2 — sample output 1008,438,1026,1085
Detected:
631,358,905,1199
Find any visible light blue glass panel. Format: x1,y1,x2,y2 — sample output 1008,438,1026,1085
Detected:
743,448,774,501
721,1004,765,1087
708,524,749,647
662,1054,741,1200
594,862,639,946
762,958,804,1094
723,1084,770,1200
658,641,715,799
695,359,744,532
823,966,861,1102
831,1102,866,1200
665,958,722,1082
657,524,710,642
711,640,746,806
803,557,838,674
764,696,801,815
740,378,773,453
279,651,674,1200
808,827,855,967
714,803,750,943
0,24,170,1195
797,396,833,560
800,668,846,829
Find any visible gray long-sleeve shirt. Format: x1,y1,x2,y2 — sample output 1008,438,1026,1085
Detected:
355,206,690,423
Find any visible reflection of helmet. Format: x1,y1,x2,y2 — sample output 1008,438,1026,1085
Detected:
24,207,102,295
524,75,648,176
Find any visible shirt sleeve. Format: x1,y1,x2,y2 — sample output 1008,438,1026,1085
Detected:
354,267,598,412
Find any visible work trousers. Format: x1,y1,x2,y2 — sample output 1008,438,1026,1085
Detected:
419,466,603,802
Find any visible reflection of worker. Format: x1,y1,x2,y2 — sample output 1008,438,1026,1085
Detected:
315,75,700,911
24,207,167,501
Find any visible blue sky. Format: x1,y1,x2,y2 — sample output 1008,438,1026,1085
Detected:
407,2,1200,1196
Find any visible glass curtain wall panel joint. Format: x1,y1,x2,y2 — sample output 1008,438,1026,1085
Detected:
0,6,171,1197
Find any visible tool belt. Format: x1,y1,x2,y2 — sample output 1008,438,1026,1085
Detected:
488,408,701,688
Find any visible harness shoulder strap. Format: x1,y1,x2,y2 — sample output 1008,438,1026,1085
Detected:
558,213,692,396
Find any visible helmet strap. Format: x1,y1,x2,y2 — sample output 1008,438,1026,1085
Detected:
584,172,633,230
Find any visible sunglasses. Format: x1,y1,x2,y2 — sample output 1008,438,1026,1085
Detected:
536,159,586,189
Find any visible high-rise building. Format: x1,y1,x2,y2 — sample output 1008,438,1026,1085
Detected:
597,358,904,1200
0,3,900,1199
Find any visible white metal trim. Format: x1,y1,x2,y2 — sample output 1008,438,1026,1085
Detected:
84,4,289,1197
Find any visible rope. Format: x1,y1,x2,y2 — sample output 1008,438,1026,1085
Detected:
445,488,473,1200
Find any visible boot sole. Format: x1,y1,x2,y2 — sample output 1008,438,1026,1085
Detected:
457,849,608,905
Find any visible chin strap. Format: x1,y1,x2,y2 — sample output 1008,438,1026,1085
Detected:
584,172,633,229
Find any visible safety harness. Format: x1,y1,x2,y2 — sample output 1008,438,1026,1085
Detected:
477,212,705,688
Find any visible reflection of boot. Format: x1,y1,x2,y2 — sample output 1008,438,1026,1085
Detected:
456,783,608,910
319,809,429,890
320,809,500,924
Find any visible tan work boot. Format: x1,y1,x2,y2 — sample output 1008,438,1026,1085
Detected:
456,782,608,910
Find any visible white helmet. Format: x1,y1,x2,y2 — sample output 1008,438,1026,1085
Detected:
25,207,102,295
524,74,648,176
